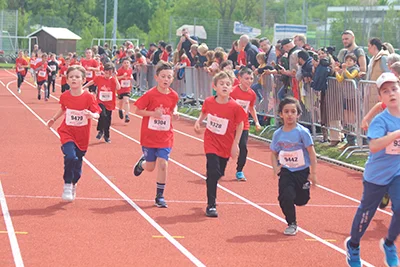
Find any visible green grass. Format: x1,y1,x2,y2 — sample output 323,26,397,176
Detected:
0,63,14,69
178,107,201,118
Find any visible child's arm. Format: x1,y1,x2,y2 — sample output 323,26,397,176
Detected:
249,106,262,130
231,121,244,159
344,69,359,79
114,77,121,91
306,145,318,185
47,108,65,127
82,109,100,119
369,130,400,153
362,102,384,131
270,151,281,178
194,112,207,133
335,71,344,82
82,80,95,90
135,107,163,118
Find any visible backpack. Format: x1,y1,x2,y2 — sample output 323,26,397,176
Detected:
353,47,370,71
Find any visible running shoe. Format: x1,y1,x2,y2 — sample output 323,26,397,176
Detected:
380,238,398,267
119,109,124,119
379,193,390,209
125,115,130,123
236,171,247,181
155,195,168,208
284,223,298,236
38,94,41,100
17,88,21,94
206,205,218,217
62,184,74,202
72,184,77,200
345,237,361,267
133,155,146,176
104,137,111,144
96,131,104,140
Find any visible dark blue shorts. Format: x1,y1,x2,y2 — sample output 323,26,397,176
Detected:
142,147,171,162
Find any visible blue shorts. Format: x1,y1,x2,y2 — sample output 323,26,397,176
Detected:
142,147,171,162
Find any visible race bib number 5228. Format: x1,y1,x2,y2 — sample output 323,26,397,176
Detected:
65,109,88,127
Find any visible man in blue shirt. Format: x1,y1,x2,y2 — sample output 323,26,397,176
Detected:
346,72,400,267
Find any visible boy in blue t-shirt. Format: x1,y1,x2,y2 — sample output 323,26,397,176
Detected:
270,97,318,236
346,72,400,267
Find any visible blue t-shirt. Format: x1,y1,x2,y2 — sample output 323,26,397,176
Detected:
364,109,400,185
270,124,314,172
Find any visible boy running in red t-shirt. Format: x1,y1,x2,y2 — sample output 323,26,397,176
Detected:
47,65,101,201
35,53,50,101
194,71,247,217
84,62,120,143
81,48,100,94
116,57,133,123
59,57,71,93
133,61,179,208
15,51,29,94
230,67,262,181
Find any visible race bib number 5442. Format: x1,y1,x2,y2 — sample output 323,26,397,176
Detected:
279,149,305,168
65,109,88,127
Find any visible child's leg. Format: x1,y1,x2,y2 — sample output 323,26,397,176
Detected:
17,73,23,88
44,82,49,99
104,109,112,140
293,168,311,206
97,103,106,133
349,181,388,246
61,142,78,184
123,96,130,119
37,83,42,99
72,146,86,185
386,176,400,243
236,130,249,178
51,77,56,92
206,154,225,207
278,168,297,225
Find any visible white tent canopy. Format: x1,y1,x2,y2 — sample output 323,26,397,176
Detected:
176,25,207,39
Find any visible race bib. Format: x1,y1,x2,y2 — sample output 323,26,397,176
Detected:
17,67,24,72
386,134,400,155
121,80,131,87
99,91,113,102
235,99,250,113
279,149,306,168
148,115,171,131
50,65,56,71
38,71,46,77
95,71,102,76
206,114,229,135
65,109,88,127
86,71,93,78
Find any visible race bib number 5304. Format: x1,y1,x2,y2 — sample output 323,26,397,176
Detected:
65,109,88,127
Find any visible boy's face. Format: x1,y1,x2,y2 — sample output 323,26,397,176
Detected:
123,60,130,68
239,73,254,89
67,70,85,88
345,58,356,67
104,69,113,78
65,60,70,65
379,82,400,109
155,69,174,89
215,77,232,97
279,103,300,125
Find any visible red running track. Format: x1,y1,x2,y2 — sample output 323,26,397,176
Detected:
0,69,396,267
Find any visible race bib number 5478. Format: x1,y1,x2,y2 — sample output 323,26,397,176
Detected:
65,109,88,127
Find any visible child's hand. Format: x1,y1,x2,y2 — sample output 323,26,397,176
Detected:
153,109,163,118
273,166,281,179
361,118,369,131
83,109,95,119
231,144,239,160
342,63,348,69
47,118,55,128
309,173,318,186
334,66,341,72
255,122,262,131
358,72,366,78
173,112,179,120
194,120,202,133
123,73,127,77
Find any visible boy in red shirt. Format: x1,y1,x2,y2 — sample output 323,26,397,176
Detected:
84,62,120,143
94,55,104,77
230,67,262,181
59,57,71,93
194,71,247,217
35,53,50,101
80,48,100,94
15,51,29,94
133,61,179,208
46,65,101,201
29,52,37,85
116,57,133,123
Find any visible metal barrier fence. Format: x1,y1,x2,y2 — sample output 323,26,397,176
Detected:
132,65,380,158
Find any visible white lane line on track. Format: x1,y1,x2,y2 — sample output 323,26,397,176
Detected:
2,78,205,267
0,180,24,267
1,70,377,266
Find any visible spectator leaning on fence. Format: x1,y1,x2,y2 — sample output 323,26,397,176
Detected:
337,30,367,76
280,38,301,99
228,40,240,69
366,38,390,81
177,28,199,56
239,35,259,69
260,38,277,67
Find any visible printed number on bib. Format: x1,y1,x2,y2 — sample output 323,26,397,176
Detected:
50,65,56,71
66,109,88,127
95,72,102,76
121,80,131,87
38,71,46,77
206,114,228,135
386,133,400,155
99,91,113,102
279,149,305,168
86,71,93,78
235,99,250,113
17,67,24,72
148,115,171,131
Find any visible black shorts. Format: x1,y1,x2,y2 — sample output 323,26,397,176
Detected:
278,167,310,206
37,80,47,86
118,93,130,100
88,85,97,93
61,84,70,93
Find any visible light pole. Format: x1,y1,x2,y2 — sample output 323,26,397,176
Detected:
103,0,107,43
112,0,118,46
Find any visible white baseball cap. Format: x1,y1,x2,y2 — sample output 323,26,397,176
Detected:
376,72,400,89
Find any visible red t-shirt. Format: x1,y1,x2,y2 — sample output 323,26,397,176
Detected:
233,78,240,87
137,57,145,64
237,50,246,66
80,58,99,82
57,91,101,151
94,76,117,111
117,67,133,94
161,51,169,62
134,87,179,148
181,57,191,67
70,58,79,66
230,85,256,130
29,57,36,69
15,58,28,76
60,65,69,85
58,57,65,67
202,96,247,158
35,61,48,82
95,64,104,77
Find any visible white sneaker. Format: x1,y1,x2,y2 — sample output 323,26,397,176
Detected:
283,224,298,236
62,184,74,201
17,88,21,94
72,184,77,200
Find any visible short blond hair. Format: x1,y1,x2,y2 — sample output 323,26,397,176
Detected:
391,62,400,76
197,43,209,56
294,34,307,44
213,71,233,86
